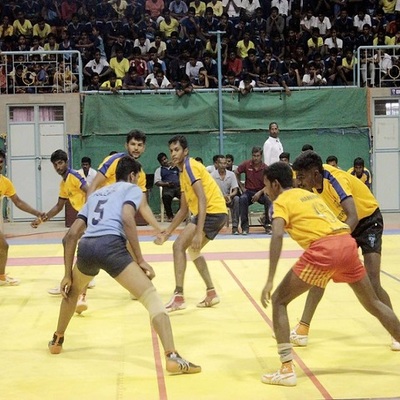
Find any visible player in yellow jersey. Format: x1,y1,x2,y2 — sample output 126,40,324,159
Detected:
260,162,400,387
0,149,46,286
88,130,161,233
154,135,228,312
291,150,399,351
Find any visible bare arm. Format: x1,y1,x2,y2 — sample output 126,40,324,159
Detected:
9,193,43,218
87,172,106,197
190,179,207,250
138,192,162,233
261,217,285,308
341,196,359,232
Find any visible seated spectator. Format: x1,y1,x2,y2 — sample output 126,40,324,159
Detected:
236,30,255,59
202,51,218,87
123,66,146,90
200,7,219,41
210,155,240,234
182,31,203,59
240,0,261,22
110,33,133,59
59,30,76,63
137,10,157,42
0,16,14,46
307,27,324,60
159,9,180,39
256,69,280,87
324,47,342,85
280,62,302,92
146,0,165,20
235,146,271,235
239,73,255,96
86,72,101,90
150,31,167,60
23,0,42,24
111,0,128,20
347,157,372,189
193,67,210,88
176,74,194,96
207,0,223,18
133,32,152,59
75,30,95,66
326,155,339,168
52,61,78,93
302,61,327,86
190,0,206,17
110,45,130,79
250,7,267,39
33,17,52,44
149,69,173,88
266,6,285,39
147,46,167,74
154,152,181,221
313,11,331,39
100,71,123,92
243,48,262,80
353,9,372,33
180,7,201,40
10,63,34,94
67,13,83,43
84,50,112,83
13,11,33,39
130,46,149,78
324,28,343,56
169,0,189,21
337,48,357,85
185,52,204,83
43,33,59,63
225,154,238,172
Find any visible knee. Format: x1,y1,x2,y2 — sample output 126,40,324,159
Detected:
139,286,168,322
0,238,9,252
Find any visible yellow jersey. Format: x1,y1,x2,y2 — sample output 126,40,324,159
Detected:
0,175,16,198
180,157,227,216
314,164,378,221
98,152,146,192
59,169,87,211
273,188,350,249
346,167,372,189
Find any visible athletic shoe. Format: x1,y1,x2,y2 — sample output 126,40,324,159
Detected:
232,228,239,235
391,337,400,351
48,332,64,354
166,352,201,374
261,362,296,386
196,289,220,308
242,230,248,236
0,275,20,286
48,286,61,295
290,324,308,347
75,294,88,314
264,224,272,235
88,278,96,289
165,294,186,313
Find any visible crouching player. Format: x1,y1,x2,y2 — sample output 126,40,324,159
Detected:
48,156,201,374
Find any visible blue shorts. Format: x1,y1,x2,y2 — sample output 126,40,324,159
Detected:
77,235,133,278
190,213,227,240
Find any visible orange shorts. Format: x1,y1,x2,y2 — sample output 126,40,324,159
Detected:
292,234,366,288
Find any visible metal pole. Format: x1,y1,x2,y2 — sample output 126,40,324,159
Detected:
210,30,226,154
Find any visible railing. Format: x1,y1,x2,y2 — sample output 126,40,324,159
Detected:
357,45,400,88
0,50,83,94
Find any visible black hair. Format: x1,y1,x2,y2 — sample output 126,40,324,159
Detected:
301,144,314,151
264,162,293,189
168,135,188,150
353,157,365,167
279,152,290,160
157,152,167,163
51,149,68,163
81,156,91,164
326,155,338,164
292,150,323,173
126,129,146,144
116,155,142,181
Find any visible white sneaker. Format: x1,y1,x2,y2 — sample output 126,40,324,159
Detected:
391,337,400,351
0,275,20,286
88,278,96,289
261,362,296,386
75,294,88,314
48,286,61,295
290,324,308,347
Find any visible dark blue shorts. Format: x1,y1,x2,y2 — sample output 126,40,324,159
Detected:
190,213,227,240
77,235,133,278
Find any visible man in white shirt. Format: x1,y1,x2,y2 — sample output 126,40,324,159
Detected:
210,155,239,234
77,156,97,186
263,122,284,166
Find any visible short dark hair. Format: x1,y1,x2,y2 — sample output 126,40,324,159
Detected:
225,153,234,161
51,149,68,163
157,152,167,163
81,156,91,164
326,155,338,164
0,149,5,159
353,157,365,167
264,162,293,189
116,155,142,181
301,144,314,151
252,146,262,155
279,152,290,160
292,150,323,173
126,130,146,144
168,135,188,150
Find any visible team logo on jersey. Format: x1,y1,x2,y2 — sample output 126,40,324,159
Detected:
368,234,376,248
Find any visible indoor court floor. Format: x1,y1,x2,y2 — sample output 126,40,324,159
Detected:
1,216,400,400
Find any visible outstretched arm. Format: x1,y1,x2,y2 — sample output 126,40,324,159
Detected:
9,193,45,219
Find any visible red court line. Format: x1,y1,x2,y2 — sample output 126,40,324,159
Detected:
150,326,168,400
7,250,303,266
220,260,334,400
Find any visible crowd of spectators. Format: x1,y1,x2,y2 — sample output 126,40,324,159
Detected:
1,0,400,94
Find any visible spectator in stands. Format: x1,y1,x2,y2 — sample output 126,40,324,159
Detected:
84,50,112,83
326,155,339,168
154,152,181,221
110,33,133,59
87,72,101,90
61,0,78,23
221,0,241,24
193,66,210,87
324,27,343,56
159,9,180,39
347,157,372,189
133,32,152,59
223,48,243,78
334,8,353,38
337,48,357,85
96,0,113,22
41,0,62,27
59,30,75,63
302,61,327,86
150,32,167,60
200,7,219,42
123,66,146,89
207,0,223,18
211,155,240,235
235,146,271,235
23,0,42,24
236,30,255,59
176,74,194,96
169,0,189,21
313,11,331,40
75,31,94,66
225,154,238,172
13,11,33,39
353,9,372,33
372,8,388,34
67,13,83,43
52,61,78,93
131,46,149,78
92,26,107,59
306,27,324,60
149,69,173,88
33,17,52,44
0,16,14,46
185,52,204,83
110,45,130,79
190,0,207,18
202,51,218,87
324,47,342,85
180,7,201,40
111,0,128,20
100,71,123,92
250,7,267,39
146,0,165,20
302,144,314,151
